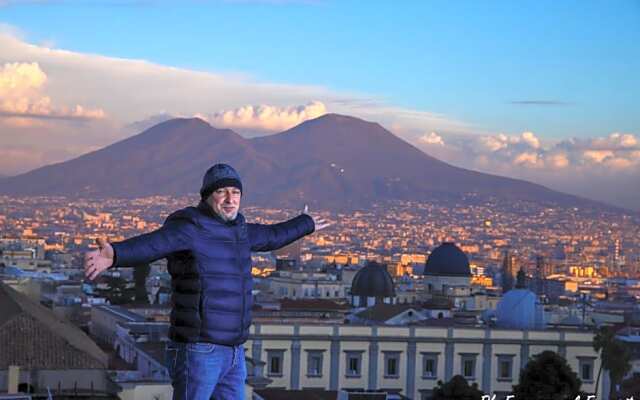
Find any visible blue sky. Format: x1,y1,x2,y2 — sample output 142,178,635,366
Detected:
2,0,639,139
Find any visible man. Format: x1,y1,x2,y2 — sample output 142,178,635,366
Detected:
84,163,329,400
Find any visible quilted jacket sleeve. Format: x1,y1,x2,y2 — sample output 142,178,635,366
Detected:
111,215,196,267
247,214,315,252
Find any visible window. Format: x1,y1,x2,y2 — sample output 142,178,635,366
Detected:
579,357,595,383
267,350,285,377
460,354,477,380
345,351,363,378
498,360,511,379
581,363,592,381
463,359,475,378
496,355,514,381
384,351,400,378
421,352,439,379
306,350,324,377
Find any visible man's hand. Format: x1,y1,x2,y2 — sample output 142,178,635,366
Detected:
303,204,332,231
84,237,114,281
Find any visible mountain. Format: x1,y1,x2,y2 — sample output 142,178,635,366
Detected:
251,114,586,209
0,114,616,211
0,118,278,203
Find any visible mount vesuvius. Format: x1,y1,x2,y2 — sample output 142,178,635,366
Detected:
0,114,615,211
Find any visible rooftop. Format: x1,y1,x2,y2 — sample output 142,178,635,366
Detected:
0,282,108,369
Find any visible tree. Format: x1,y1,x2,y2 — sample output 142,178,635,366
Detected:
432,375,484,400
593,326,631,399
620,374,640,398
513,351,582,400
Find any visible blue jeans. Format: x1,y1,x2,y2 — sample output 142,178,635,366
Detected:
166,341,247,400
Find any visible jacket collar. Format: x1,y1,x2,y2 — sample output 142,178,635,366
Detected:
197,200,244,226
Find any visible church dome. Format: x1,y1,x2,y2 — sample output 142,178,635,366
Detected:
351,261,395,297
423,242,471,277
496,288,545,330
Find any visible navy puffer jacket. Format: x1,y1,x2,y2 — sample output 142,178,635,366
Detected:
111,200,315,345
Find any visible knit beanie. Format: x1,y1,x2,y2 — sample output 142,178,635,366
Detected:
200,163,243,200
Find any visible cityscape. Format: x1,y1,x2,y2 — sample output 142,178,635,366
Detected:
1,1,639,400
1,193,639,399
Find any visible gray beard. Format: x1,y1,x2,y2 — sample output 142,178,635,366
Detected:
217,210,238,222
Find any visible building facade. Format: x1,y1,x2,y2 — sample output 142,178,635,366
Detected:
246,324,602,399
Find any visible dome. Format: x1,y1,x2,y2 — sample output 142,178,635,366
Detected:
423,242,471,277
496,288,545,330
351,261,395,297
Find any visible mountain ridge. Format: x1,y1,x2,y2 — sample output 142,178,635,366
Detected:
0,114,626,213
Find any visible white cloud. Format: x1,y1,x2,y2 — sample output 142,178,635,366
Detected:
521,131,540,149
413,129,639,209
209,101,327,132
603,157,634,170
0,61,105,122
424,130,639,173
480,134,509,152
419,131,445,146
513,151,541,167
613,133,637,148
583,150,614,163
591,132,638,149
546,152,569,169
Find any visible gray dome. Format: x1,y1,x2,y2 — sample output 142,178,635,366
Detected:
351,261,395,297
423,242,471,277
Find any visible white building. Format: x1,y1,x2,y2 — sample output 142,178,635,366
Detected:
246,323,604,400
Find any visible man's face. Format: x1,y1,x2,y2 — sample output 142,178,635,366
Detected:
207,186,241,221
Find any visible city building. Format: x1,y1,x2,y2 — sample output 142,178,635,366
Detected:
267,270,346,300
500,250,516,293
246,323,604,399
0,282,110,397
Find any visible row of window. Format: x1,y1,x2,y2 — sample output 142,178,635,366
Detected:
265,350,596,383
277,287,343,298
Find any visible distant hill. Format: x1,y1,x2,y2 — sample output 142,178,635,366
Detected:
0,114,619,212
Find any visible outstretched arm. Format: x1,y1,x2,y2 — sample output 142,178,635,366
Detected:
84,218,195,280
248,214,315,252
247,206,332,252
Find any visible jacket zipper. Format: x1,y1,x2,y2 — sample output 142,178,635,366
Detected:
236,225,245,338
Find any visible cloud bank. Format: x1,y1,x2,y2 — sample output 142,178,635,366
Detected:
417,130,640,210
0,61,105,123
209,101,327,132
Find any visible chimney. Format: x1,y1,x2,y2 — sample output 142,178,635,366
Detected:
7,365,19,394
